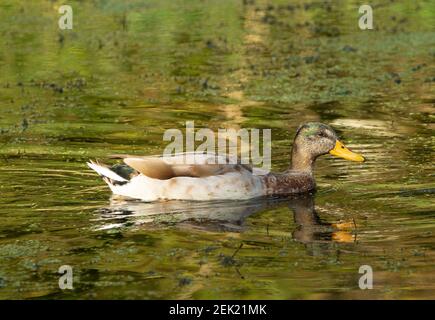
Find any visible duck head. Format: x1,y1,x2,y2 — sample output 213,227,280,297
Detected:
291,122,365,171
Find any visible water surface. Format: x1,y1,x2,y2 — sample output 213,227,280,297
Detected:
0,0,434,299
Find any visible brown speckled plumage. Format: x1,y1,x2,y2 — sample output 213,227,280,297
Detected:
261,171,315,195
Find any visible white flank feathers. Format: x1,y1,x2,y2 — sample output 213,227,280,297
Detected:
87,152,268,202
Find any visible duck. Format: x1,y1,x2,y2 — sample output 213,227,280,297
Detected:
87,122,364,202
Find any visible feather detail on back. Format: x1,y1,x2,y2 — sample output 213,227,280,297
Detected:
87,153,267,201
123,158,175,180
115,152,253,179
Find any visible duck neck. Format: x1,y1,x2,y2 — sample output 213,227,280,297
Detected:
290,146,315,173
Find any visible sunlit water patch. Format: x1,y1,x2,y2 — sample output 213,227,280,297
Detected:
0,0,434,299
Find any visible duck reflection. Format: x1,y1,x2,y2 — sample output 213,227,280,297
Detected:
95,194,355,244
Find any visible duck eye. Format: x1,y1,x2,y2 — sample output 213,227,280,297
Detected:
317,132,326,138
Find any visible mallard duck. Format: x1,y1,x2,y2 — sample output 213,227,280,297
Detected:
87,122,364,202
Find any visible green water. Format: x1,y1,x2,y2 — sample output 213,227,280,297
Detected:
0,0,434,299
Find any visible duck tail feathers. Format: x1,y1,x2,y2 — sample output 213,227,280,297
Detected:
87,160,128,184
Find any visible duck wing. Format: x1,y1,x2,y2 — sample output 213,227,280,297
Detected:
113,153,253,180
122,157,175,179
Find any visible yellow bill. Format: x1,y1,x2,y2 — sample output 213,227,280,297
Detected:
329,140,365,162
